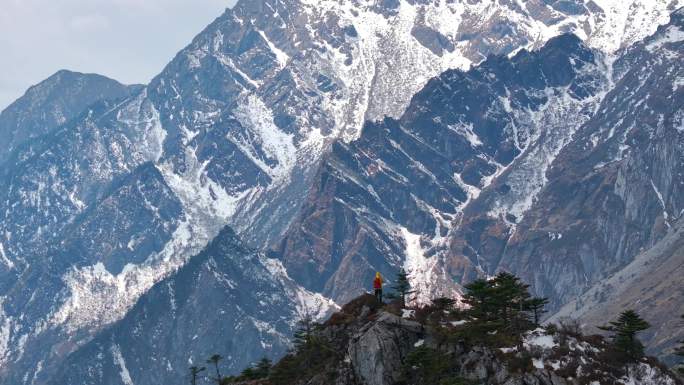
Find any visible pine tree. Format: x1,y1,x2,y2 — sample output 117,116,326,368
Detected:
599,310,651,359
526,297,550,326
206,354,224,383
293,307,318,352
390,269,414,307
675,314,684,376
188,366,206,385
431,297,457,311
462,272,535,341
254,357,272,378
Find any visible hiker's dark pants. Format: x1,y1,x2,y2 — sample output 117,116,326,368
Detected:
374,288,382,302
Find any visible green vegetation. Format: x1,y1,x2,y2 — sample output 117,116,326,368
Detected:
386,268,414,307
461,272,540,345
400,346,474,385
526,297,549,326
188,366,206,385
675,314,684,376
599,309,651,360
206,354,224,384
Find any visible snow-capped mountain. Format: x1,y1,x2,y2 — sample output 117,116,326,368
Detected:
274,31,612,303
277,4,684,361
0,0,682,383
44,227,334,385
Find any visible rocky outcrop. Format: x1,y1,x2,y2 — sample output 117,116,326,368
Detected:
349,312,423,385
250,295,681,385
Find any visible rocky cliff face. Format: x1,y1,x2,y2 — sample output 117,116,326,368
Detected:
276,5,684,330
0,70,141,164
275,31,611,303
551,218,684,366
489,7,684,311
42,227,333,385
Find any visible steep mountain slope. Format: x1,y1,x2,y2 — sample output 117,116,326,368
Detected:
480,6,684,309
0,70,141,164
275,32,612,303
42,227,333,385
552,218,684,365
1,0,682,383
275,4,684,358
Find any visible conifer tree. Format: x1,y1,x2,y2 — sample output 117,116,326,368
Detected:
675,314,684,376
293,306,318,352
462,272,536,341
431,297,457,311
206,354,224,383
526,297,550,326
254,357,273,378
599,309,651,359
390,268,414,307
188,366,206,385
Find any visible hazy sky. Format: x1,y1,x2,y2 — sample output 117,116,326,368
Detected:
0,0,238,110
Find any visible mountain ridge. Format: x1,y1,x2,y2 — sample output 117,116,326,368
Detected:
1,1,683,383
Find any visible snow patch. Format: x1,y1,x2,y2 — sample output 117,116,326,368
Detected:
524,328,558,349
646,25,684,52
258,30,289,69
232,94,297,182
402,309,416,319
0,243,13,269
111,344,134,385
400,227,439,305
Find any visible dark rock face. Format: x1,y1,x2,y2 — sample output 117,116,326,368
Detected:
479,8,684,309
0,70,141,164
348,312,423,385
276,33,609,303
44,227,332,385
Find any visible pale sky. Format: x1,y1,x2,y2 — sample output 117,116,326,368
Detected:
0,0,238,110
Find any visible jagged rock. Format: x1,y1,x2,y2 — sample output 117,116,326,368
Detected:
349,312,423,385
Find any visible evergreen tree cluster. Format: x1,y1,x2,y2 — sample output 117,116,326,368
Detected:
461,272,548,343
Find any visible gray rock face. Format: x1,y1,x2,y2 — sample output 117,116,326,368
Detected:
552,218,684,365
349,312,423,385
274,6,684,363
44,227,332,385
0,70,141,164
275,33,610,303
490,9,684,312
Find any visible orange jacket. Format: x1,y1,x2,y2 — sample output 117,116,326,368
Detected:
373,276,383,289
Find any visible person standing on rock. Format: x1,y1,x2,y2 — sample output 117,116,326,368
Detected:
374,272,383,302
